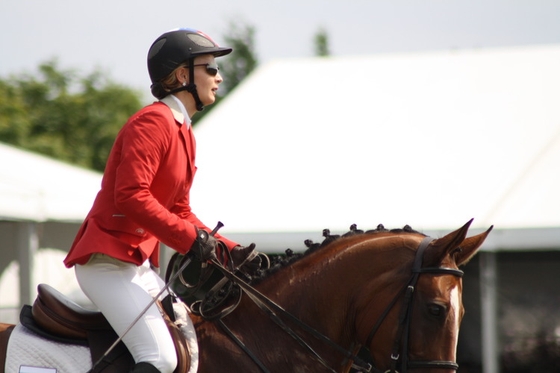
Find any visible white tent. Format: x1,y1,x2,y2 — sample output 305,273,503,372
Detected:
0,142,101,221
190,44,560,249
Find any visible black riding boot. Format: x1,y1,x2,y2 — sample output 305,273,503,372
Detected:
130,362,161,373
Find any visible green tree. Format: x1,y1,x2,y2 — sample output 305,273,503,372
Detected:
314,27,330,57
221,21,259,94
0,60,143,171
0,79,29,145
193,21,259,124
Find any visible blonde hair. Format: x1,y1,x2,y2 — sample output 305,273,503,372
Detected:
150,63,188,99
161,63,187,91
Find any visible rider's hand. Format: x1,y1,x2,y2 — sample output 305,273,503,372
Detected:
190,229,218,262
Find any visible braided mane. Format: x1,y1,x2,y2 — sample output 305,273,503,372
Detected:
251,223,422,283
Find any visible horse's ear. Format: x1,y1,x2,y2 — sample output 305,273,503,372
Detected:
423,219,473,267
454,225,493,266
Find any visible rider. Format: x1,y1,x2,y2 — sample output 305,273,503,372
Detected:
64,28,257,373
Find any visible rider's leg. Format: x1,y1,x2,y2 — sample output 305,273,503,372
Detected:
75,254,177,373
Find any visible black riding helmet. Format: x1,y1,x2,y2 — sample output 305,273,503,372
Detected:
147,28,232,110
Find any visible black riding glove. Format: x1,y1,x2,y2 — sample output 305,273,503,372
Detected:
191,229,218,262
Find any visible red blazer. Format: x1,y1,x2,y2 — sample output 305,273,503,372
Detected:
64,96,237,268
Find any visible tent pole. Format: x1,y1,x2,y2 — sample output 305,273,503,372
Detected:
17,221,39,308
480,251,500,373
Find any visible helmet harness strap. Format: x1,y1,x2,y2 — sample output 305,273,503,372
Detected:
166,59,205,111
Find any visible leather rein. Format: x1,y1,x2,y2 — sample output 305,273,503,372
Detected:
206,236,464,373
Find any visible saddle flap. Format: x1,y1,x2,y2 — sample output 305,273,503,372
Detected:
20,304,88,346
32,283,111,340
158,299,191,373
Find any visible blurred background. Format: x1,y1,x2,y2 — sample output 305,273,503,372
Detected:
2,1,560,372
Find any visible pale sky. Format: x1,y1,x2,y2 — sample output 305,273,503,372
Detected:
1,0,560,100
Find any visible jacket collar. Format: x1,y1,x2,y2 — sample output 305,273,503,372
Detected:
160,95,191,127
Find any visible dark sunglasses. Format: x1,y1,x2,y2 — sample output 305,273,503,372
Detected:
192,62,220,77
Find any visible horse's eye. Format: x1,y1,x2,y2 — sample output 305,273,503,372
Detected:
427,304,446,318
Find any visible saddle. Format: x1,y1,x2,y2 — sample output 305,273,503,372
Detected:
22,283,190,373
32,283,110,340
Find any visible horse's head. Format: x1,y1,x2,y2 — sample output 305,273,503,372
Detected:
362,219,492,373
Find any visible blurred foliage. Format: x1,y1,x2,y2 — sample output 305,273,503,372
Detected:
314,27,330,57
194,20,259,124
0,21,285,168
0,59,143,172
220,21,259,94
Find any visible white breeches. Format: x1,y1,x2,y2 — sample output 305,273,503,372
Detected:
75,254,177,373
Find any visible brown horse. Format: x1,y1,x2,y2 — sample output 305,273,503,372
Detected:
0,220,491,373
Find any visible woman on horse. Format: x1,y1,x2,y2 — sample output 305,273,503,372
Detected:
63,28,257,373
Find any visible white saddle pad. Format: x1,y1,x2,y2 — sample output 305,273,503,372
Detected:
5,324,91,373
5,301,198,373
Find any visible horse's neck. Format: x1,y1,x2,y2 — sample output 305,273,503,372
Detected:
262,235,416,336
195,235,417,372
257,240,399,341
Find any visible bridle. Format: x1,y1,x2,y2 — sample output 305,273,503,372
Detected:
364,236,464,373
203,235,464,373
